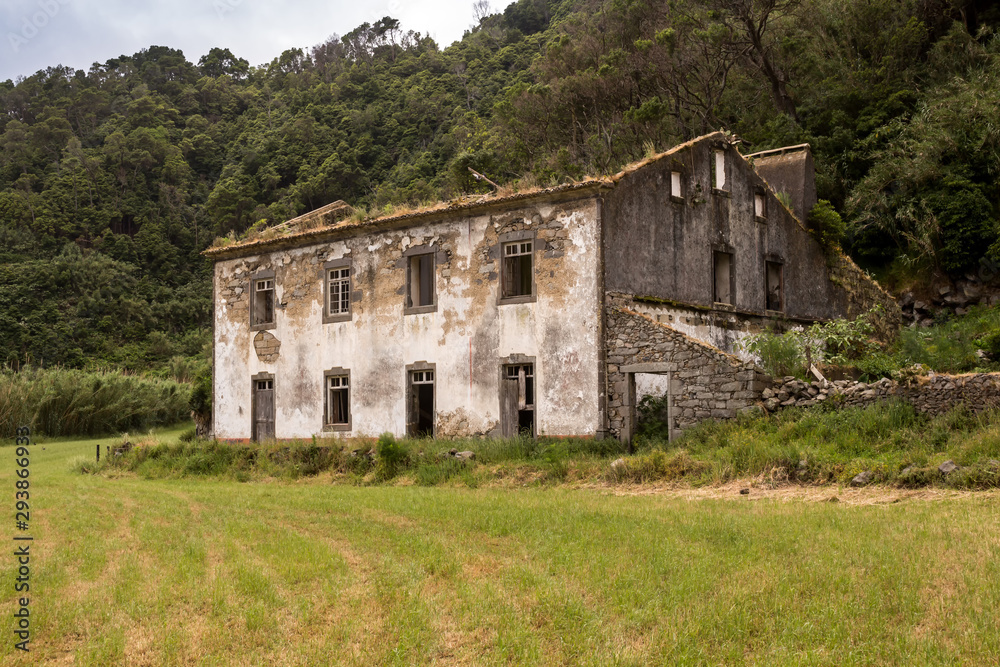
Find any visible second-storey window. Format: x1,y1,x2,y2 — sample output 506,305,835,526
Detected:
407,253,435,309
502,240,533,299
328,267,350,316
252,278,275,326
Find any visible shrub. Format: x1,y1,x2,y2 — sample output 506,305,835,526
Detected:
375,432,409,481
808,200,846,253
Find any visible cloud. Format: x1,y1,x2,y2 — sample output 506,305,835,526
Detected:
1,0,474,81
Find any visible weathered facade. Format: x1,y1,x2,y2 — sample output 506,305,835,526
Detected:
207,132,898,442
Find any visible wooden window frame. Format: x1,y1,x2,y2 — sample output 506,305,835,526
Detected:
250,269,276,332
403,245,438,315
322,258,353,324
497,230,537,305
323,367,351,432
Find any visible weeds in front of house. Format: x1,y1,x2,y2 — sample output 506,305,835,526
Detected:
72,401,1000,490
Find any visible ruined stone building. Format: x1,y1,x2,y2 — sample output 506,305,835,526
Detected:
206,132,897,443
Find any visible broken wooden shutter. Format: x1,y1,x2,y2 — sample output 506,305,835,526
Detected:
501,372,519,437
406,375,418,436
517,367,527,410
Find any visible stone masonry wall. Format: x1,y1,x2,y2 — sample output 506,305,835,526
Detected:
827,252,902,344
606,307,771,439
764,372,1000,416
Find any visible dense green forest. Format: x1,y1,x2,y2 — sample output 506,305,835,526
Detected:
1,0,999,373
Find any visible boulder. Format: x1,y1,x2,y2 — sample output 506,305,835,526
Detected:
851,470,874,486
938,460,959,476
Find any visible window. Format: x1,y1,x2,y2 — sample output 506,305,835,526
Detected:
502,240,533,299
754,191,766,220
324,370,350,430
407,253,435,311
407,365,435,437
713,251,734,305
671,171,683,199
251,273,275,330
766,261,784,312
713,149,727,190
323,258,353,323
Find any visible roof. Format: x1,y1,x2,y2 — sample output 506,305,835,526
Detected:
204,132,730,260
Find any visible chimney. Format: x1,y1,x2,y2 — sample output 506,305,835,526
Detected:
748,144,817,223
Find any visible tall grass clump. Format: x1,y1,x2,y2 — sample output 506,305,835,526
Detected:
0,367,191,438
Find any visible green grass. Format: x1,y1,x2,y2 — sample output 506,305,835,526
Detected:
628,401,1000,487
1,424,999,664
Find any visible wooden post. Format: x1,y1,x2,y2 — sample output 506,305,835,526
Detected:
96,443,100,463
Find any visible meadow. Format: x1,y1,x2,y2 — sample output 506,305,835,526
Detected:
1,426,998,665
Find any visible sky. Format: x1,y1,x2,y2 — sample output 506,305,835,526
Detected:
0,0,479,81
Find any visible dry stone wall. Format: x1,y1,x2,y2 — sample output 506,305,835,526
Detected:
606,306,771,439
827,252,901,344
764,372,1000,416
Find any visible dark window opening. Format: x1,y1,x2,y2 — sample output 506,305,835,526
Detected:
407,254,435,308
253,279,274,326
502,241,533,299
502,363,534,437
713,251,733,305
766,261,784,312
326,375,349,425
408,370,434,437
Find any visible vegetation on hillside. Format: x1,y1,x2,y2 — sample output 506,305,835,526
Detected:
2,0,999,371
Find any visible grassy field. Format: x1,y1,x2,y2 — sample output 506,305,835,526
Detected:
2,427,999,665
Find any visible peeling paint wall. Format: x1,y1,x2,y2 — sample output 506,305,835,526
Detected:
213,197,603,440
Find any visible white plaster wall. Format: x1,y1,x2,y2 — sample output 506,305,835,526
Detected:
214,198,603,440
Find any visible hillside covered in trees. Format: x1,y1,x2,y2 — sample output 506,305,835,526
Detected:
1,0,999,373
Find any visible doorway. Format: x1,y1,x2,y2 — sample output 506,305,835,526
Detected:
252,374,275,441
407,367,435,437
501,362,535,437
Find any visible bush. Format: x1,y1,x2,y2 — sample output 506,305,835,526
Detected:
375,432,409,481
808,200,846,253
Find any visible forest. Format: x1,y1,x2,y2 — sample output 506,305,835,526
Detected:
1,0,998,373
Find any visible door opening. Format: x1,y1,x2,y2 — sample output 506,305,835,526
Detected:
252,376,275,441
501,363,535,437
407,369,435,437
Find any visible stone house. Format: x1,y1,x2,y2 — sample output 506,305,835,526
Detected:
205,132,898,443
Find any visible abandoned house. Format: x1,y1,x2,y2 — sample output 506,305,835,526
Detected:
206,131,898,443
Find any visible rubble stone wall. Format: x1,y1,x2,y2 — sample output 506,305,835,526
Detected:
764,372,1000,416
605,307,771,439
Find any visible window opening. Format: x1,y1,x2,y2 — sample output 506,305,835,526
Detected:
754,192,766,219
253,279,274,326
326,375,349,425
327,267,351,316
502,241,533,299
408,254,435,308
714,251,733,305
713,149,726,190
671,171,683,198
408,370,435,437
766,261,784,312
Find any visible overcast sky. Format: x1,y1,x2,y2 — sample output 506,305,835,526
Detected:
1,0,479,82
